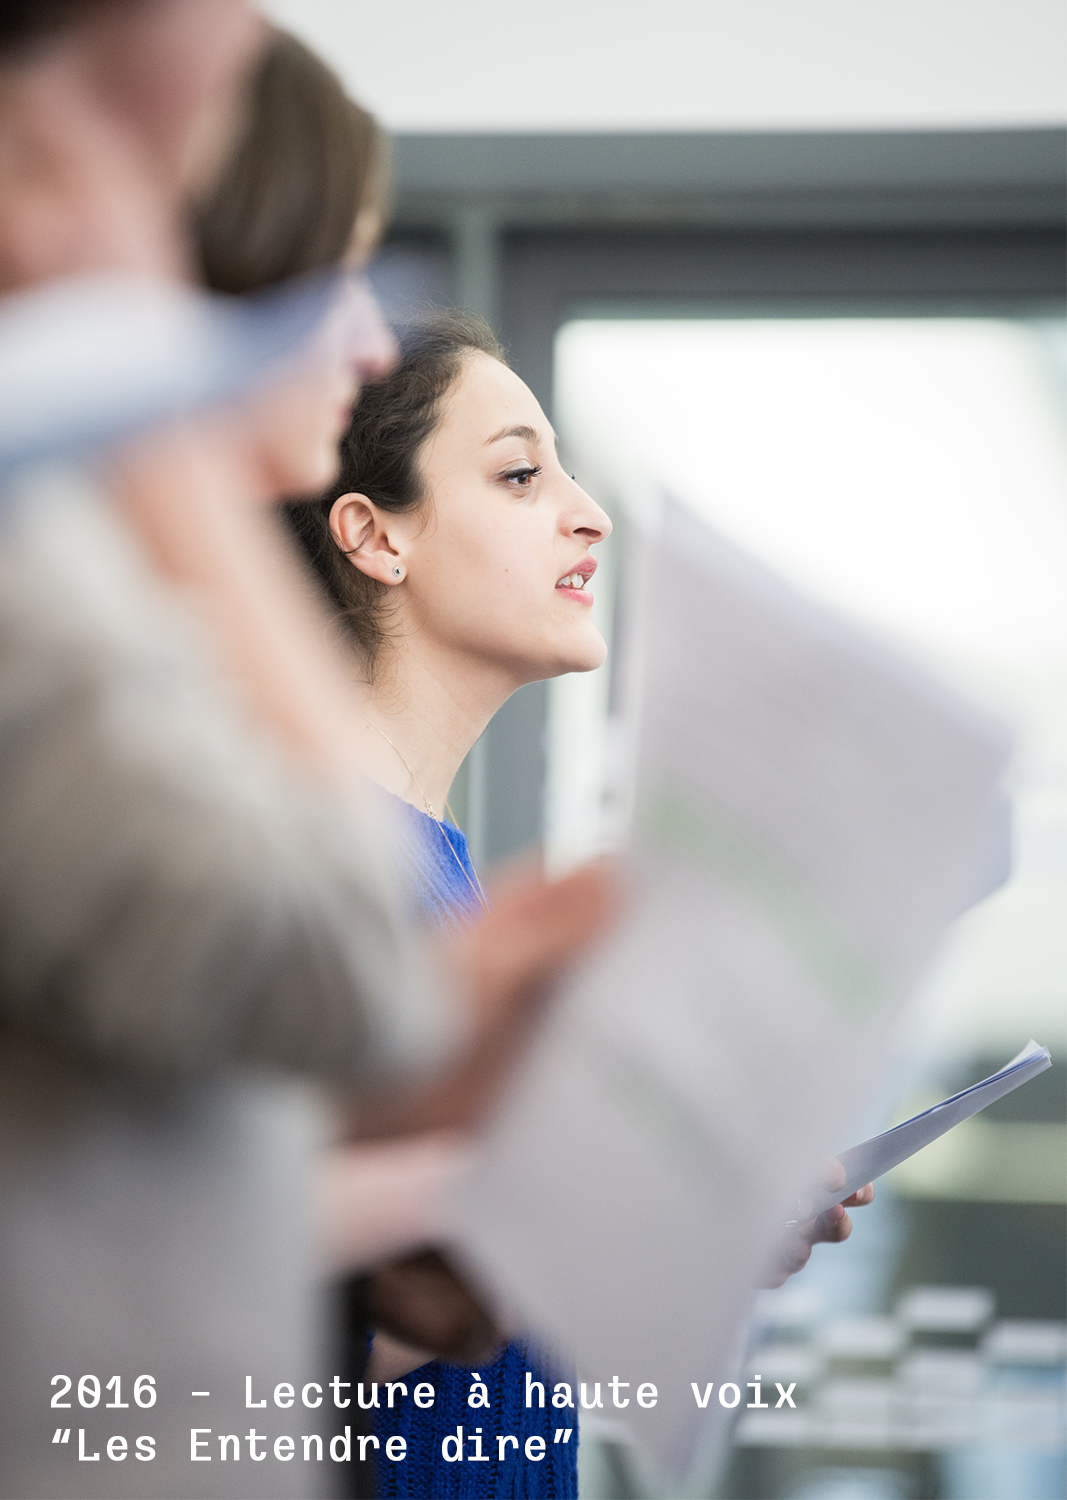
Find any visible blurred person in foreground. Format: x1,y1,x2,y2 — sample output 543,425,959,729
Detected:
0,5,611,1498
188,35,585,1499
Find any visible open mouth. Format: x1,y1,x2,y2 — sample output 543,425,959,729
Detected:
555,558,596,597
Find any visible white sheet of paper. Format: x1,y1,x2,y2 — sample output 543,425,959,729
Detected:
809,1039,1052,1215
447,498,1010,1474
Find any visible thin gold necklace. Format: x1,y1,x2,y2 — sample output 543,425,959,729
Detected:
361,717,490,914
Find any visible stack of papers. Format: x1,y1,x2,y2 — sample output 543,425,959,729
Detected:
450,497,1011,1474
809,1039,1052,1215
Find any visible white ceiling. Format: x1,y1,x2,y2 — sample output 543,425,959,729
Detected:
259,0,1066,134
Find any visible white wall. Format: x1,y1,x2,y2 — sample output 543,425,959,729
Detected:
260,0,1066,133
551,316,1067,1057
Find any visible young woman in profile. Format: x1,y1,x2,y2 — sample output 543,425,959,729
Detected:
285,312,613,1497
283,310,874,1496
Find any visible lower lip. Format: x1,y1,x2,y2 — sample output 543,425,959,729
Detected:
556,582,593,604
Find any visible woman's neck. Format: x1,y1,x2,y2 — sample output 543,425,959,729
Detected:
348,635,518,818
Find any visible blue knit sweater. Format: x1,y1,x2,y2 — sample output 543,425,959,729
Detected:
375,801,579,1498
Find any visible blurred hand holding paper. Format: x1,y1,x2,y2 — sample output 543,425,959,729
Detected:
809,1038,1052,1215
447,497,1010,1473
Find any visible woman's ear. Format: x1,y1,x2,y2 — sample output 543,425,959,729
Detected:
329,493,403,583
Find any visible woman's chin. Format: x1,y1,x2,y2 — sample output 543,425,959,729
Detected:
498,630,608,686
267,442,340,500
549,633,608,677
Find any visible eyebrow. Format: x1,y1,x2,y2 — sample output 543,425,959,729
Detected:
485,424,540,446
485,424,559,448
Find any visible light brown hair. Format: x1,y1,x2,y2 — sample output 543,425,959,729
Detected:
193,28,387,295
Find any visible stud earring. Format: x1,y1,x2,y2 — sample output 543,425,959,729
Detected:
391,565,404,580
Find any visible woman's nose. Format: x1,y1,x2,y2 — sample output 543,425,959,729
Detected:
570,484,613,543
343,275,399,387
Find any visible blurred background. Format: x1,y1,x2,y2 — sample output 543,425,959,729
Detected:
266,6,1065,1496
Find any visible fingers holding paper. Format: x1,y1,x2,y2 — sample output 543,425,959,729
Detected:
841,1182,877,1209
761,1160,875,1288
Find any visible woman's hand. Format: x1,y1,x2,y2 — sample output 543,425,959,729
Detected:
761,1161,875,1288
367,1249,504,1367
314,1132,474,1276
351,860,620,1139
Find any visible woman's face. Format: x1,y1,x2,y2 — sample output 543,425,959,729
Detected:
347,352,613,685
248,272,397,498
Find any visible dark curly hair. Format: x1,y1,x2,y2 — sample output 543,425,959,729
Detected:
283,309,505,666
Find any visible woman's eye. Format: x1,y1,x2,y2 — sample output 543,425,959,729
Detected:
503,465,541,488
